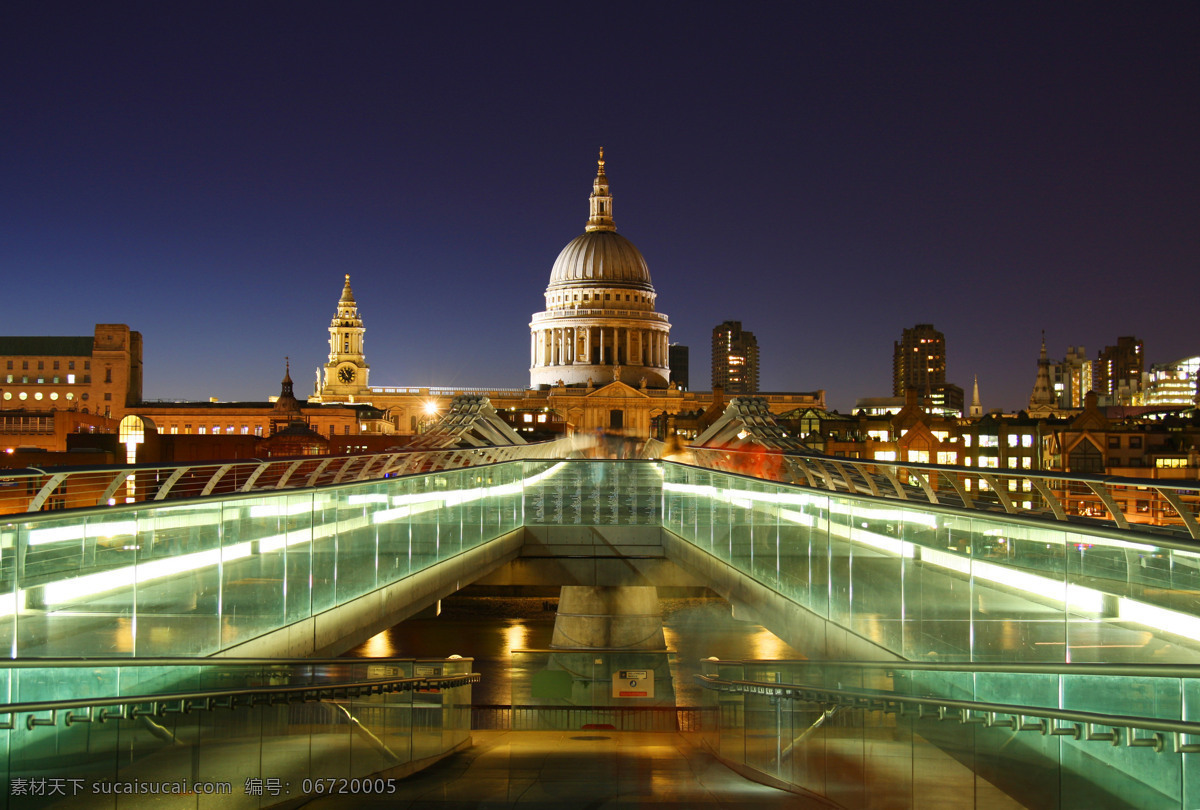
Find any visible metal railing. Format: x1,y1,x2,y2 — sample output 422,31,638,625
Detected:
0,436,584,515
470,704,711,732
695,659,1200,808
684,447,1200,540
695,672,1200,755
5,673,480,733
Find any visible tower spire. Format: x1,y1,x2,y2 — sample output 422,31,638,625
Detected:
1029,330,1054,411
586,147,616,232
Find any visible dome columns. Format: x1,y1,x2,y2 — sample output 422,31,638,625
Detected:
529,320,670,387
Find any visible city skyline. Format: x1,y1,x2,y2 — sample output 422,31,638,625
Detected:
4,4,1197,413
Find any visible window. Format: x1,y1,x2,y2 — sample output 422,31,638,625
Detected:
212,425,219,434
104,393,112,401
963,435,972,447
1007,435,1019,447
873,450,897,461
254,425,263,437
68,361,75,370
979,435,998,447
105,368,112,383
1129,436,1142,449
37,361,44,370
22,362,28,370
67,374,75,384
240,425,249,435
184,424,191,434
84,361,90,370
1022,435,1033,448
53,361,59,370
198,426,206,434
1108,436,1120,449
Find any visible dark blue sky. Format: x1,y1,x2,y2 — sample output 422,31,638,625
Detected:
4,3,1197,412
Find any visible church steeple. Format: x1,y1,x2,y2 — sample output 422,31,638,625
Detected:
585,147,616,232
1029,331,1054,411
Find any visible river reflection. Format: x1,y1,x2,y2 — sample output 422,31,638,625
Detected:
344,596,803,706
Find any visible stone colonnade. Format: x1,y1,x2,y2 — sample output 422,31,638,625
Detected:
530,325,669,369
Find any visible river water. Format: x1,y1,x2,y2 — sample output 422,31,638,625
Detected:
344,595,802,706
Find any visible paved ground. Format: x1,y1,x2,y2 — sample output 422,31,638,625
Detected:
302,730,830,809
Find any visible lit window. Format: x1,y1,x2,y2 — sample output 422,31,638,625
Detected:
198,426,206,434
963,436,972,447
1022,435,1033,448
2,393,10,401
874,451,896,461
67,374,75,384
34,392,42,401
1008,458,1019,468
523,414,533,423
1023,457,1031,468
49,392,58,401
537,414,547,423
240,425,249,435
1007,435,1019,447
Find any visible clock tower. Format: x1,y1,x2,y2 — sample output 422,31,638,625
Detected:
322,274,370,396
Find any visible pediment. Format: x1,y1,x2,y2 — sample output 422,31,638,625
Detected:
588,381,648,399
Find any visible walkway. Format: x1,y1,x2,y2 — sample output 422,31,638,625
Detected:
304,730,825,809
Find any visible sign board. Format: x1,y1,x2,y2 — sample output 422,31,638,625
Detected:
612,669,654,699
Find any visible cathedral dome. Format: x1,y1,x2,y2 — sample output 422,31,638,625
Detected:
548,230,653,290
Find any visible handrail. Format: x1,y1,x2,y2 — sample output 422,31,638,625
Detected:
0,436,585,516
0,656,473,668
694,674,1200,754
683,446,1200,540
699,659,1200,678
1,672,481,732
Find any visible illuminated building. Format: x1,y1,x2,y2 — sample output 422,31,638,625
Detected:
322,274,370,397
1142,356,1200,407
892,323,945,397
528,149,671,389
1095,336,1143,406
0,324,142,418
711,321,759,394
1050,345,1092,410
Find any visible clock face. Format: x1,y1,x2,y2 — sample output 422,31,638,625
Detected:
338,366,356,384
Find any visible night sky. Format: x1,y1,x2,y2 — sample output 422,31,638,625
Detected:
4,3,1197,413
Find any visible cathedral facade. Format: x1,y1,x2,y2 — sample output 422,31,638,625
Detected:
313,153,823,439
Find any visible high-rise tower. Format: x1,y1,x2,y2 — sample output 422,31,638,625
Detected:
892,324,946,397
711,321,759,394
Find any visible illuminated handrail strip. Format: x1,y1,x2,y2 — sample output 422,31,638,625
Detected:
685,447,1200,540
